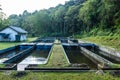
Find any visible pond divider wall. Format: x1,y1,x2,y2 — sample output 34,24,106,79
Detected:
3,46,35,63
19,43,36,50
33,38,55,43
98,46,120,62
61,44,70,64
70,39,78,43
25,67,90,71
0,64,17,70
36,44,44,50
20,45,34,50
42,44,53,64
80,47,113,65
60,39,68,43
78,40,120,63
79,43,96,48
0,45,19,55
36,43,53,50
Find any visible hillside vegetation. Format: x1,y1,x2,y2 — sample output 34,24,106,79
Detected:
0,0,120,37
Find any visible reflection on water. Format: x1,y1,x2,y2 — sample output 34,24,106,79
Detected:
0,49,20,63
18,49,50,64
17,49,50,71
63,46,97,69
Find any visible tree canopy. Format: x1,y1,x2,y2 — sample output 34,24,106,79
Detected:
0,0,120,37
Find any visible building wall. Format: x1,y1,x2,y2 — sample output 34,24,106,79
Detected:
20,34,27,41
0,28,18,41
0,27,27,41
0,36,2,41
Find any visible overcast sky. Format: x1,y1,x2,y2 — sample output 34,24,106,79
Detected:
0,0,69,16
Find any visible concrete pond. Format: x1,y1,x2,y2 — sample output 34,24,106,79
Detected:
0,37,120,71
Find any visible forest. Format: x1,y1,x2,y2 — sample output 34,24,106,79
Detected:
0,0,120,37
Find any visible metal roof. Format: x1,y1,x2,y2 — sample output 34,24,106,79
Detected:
9,26,28,34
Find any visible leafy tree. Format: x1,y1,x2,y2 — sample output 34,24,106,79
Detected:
0,5,9,30
7,0,120,37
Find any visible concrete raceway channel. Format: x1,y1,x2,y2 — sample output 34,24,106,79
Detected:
0,37,120,71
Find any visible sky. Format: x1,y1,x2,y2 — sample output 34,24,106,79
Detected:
0,0,69,16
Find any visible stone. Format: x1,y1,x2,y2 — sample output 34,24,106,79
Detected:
70,63,89,68
4,71,12,75
95,70,104,75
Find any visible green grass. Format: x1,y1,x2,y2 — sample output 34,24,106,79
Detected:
26,37,37,42
0,37,37,50
0,42,21,50
0,71,119,80
81,36,120,51
0,64,5,68
110,64,120,68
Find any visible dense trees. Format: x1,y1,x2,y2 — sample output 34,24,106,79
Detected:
0,0,120,37
0,5,9,30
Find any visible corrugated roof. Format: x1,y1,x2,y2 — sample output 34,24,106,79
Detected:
9,26,28,34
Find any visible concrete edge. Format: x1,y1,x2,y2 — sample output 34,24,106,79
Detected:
61,44,71,64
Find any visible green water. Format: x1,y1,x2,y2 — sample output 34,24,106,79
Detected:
63,46,97,69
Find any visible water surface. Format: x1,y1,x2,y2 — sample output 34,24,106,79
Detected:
18,49,50,64
0,49,20,63
63,46,97,69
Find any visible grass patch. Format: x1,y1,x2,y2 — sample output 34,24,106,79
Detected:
0,42,21,50
0,64,5,68
26,37,37,42
0,37,37,50
0,71,120,80
109,64,120,68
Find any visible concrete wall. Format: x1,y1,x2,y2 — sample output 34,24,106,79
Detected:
44,45,53,64
98,46,120,62
0,28,18,41
4,46,34,63
80,47,113,65
0,36,2,41
78,40,120,63
0,28,27,41
20,34,27,41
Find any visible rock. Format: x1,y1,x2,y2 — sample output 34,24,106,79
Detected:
97,63,110,69
95,70,104,75
28,64,38,68
70,63,89,68
4,71,12,75
71,63,78,67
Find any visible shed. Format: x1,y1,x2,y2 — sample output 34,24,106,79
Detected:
0,26,28,41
